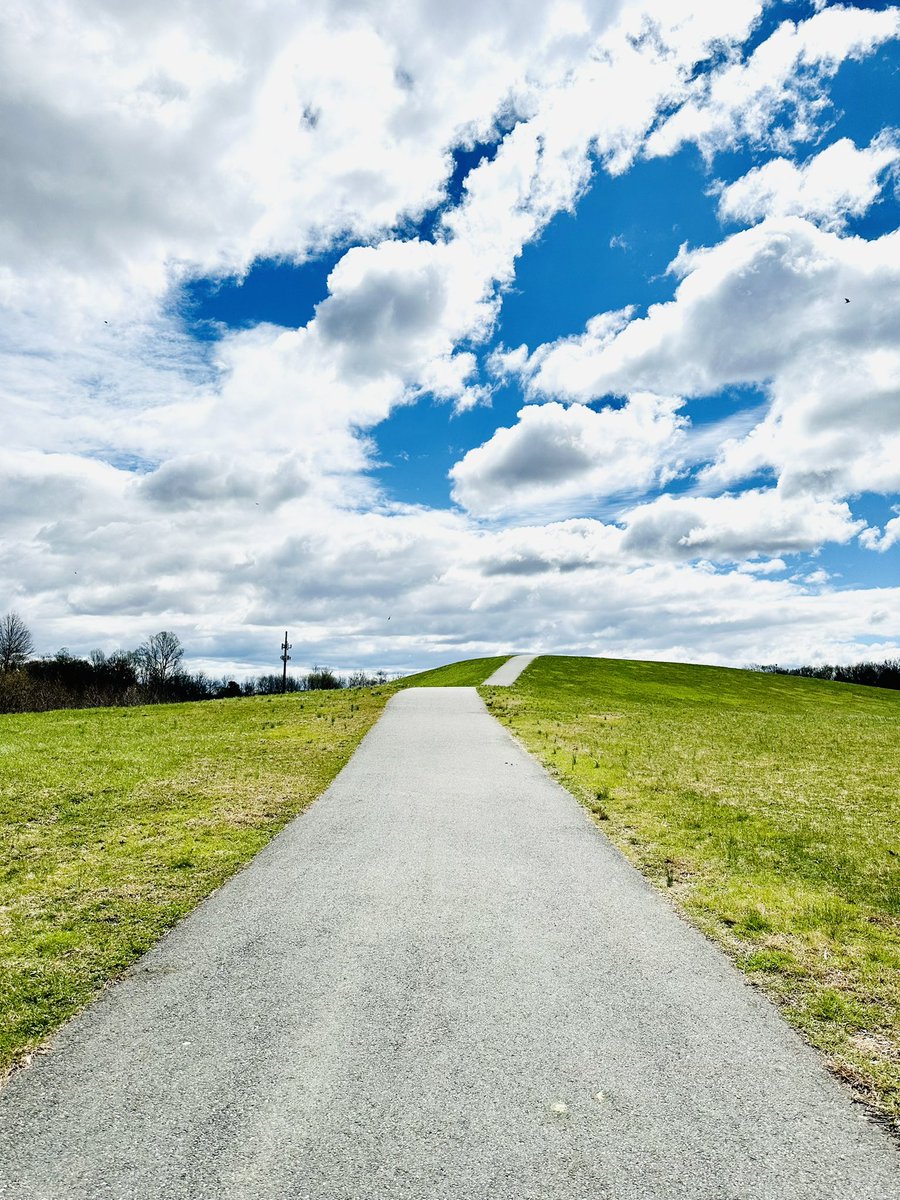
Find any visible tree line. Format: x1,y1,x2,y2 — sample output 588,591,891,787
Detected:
0,613,389,714
752,659,900,690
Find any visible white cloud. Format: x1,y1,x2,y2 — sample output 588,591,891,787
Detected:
528,218,900,507
736,558,787,575
717,133,900,230
473,519,624,576
0,449,129,539
702,349,900,502
647,5,900,160
487,343,531,382
804,567,830,586
0,0,621,286
861,513,900,553
529,218,900,402
450,394,687,517
0,0,769,450
5,0,755,306
313,239,495,391
618,489,865,561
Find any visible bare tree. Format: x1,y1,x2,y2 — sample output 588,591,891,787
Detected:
136,631,184,686
0,611,33,672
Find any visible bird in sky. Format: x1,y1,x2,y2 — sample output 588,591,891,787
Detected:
845,298,850,303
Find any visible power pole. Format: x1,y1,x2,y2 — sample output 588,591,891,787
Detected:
280,631,292,694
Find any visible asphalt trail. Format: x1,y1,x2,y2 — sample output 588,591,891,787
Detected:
483,654,536,686
1,687,897,1198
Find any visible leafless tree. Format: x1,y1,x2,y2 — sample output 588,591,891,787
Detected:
136,630,184,685
0,611,33,672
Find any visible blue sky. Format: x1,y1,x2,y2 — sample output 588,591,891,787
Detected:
1,1,899,674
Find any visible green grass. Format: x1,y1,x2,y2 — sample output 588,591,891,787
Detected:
401,655,511,687
0,686,392,1078
482,655,900,1126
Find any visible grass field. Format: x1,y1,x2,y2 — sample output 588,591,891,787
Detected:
482,656,900,1126
401,655,510,687
0,686,392,1078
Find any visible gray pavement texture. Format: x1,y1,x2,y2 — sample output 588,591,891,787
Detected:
1,686,898,1200
483,655,536,686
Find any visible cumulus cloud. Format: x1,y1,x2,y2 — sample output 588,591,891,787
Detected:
716,133,900,230
0,0,770,453
0,0,776,461
0,450,129,540
618,489,865,561
528,218,900,507
860,513,900,553
138,453,310,511
312,239,496,397
736,558,787,575
4,0,753,316
529,218,900,401
702,349,900,501
450,394,686,517
646,5,900,159
0,0,622,286
174,509,900,672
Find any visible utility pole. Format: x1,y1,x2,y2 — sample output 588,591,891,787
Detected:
280,631,291,693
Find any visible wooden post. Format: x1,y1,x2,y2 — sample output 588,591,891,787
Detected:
280,631,291,693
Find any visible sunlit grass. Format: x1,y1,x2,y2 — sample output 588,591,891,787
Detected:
482,655,900,1126
402,655,510,687
0,686,392,1077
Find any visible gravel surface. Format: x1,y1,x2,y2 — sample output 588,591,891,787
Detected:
1,686,897,1199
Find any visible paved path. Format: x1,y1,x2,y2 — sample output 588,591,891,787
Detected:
1,688,897,1199
483,654,536,686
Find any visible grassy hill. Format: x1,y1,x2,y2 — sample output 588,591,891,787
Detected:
482,655,900,1126
401,655,511,687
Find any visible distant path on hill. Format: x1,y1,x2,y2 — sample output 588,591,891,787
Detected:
484,653,537,685
1,687,897,1199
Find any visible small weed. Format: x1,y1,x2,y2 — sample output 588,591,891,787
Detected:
798,897,854,940
805,988,857,1023
724,835,744,869
737,906,772,935
589,789,611,820
744,948,796,974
